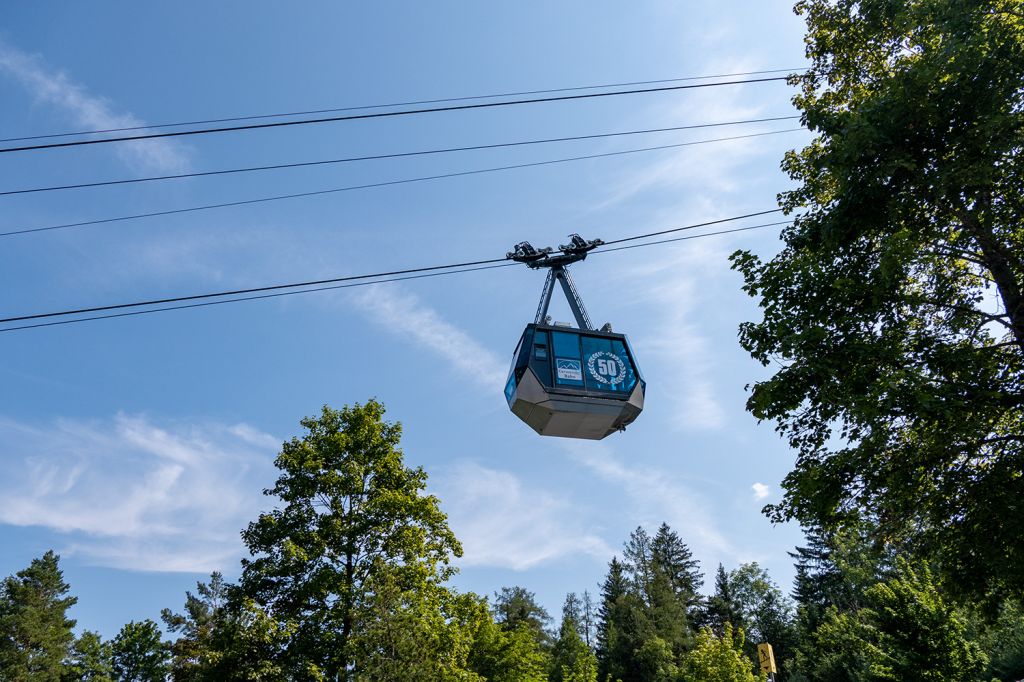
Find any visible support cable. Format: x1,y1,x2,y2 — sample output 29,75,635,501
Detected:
0,116,798,197
0,210,785,329
0,220,787,333
1,129,802,238
0,68,801,144
0,76,790,154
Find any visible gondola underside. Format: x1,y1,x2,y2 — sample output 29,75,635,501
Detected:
508,367,644,440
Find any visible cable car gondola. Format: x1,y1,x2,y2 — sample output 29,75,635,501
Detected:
504,235,645,440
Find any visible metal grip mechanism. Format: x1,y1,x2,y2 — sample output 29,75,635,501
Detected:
508,234,605,331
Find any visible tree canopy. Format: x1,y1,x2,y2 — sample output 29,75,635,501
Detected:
0,550,77,682
731,0,1024,599
237,400,465,679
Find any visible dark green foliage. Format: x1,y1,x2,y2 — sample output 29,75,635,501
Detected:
62,631,112,682
983,599,1024,680
705,564,742,636
237,401,463,678
790,522,891,652
798,558,987,682
595,525,705,681
551,598,597,682
596,557,652,682
110,620,171,682
160,572,232,679
596,558,628,681
468,616,549,682
728,563,796,679
650,523,704,618
160,572,291,680
731,0,1024,601
492,586,552,648
0,550,77,682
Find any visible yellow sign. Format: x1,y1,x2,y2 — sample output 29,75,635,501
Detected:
757,643,777,674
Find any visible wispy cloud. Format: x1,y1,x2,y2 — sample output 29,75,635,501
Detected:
561,441,736,567
352,286,507,390
751,482,770,501
0,38,189,173
437,461,612,570
0,414,278,572
599,63,778,209
585,60,798,431
603,237,733,431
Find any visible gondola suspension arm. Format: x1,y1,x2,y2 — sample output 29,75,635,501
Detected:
507,234,604,331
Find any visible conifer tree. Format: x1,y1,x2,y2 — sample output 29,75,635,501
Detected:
622,528,655,603
579,590,596,650
0,550,77,681
596,558,628,681
706,564,742,635
650,523,704,614
492,586,552,649
596,556,652,682
551,595,597,682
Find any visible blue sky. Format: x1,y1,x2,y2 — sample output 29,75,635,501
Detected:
0,2,813,637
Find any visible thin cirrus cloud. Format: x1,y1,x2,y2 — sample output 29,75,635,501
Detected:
0,413,278,573
585,62,801,432
561,440,738,566
351,285,508,391
436,461,613,570
597,236,733,431
0,38,190,174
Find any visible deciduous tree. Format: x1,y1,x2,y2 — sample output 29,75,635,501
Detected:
237,400,464,679
732,0,1024,599
62,631,112,682
110,620,171,682
679,624,761,682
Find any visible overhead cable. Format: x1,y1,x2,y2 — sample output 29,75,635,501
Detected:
0,68,801,144
0,116,799,197
0,219,787,333
0,76,790,154
0,209,784,329
0,264,518,333
1,128,803,238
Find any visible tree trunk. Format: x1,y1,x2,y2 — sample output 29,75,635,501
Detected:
961,200,1024,352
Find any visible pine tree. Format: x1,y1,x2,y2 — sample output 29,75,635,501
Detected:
650,523,704,646
596,558,627,681
622,527,655,603
492,586,552,649
650,523,704,611
596,557,651,682
580,590,596,650
161,572,240,680
562,592,582,639
0,550,77,681
705,564,742,635
551,595,596,682
790,525,861,629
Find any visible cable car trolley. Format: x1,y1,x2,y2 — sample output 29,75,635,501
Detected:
504,235,645,439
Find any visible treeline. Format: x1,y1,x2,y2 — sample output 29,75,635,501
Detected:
2,403,1023,681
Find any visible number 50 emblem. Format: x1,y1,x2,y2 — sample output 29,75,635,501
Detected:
587,351,628,385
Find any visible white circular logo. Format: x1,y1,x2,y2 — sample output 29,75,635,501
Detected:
587,351,627,385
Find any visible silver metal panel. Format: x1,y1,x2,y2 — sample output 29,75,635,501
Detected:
508,368,645,440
